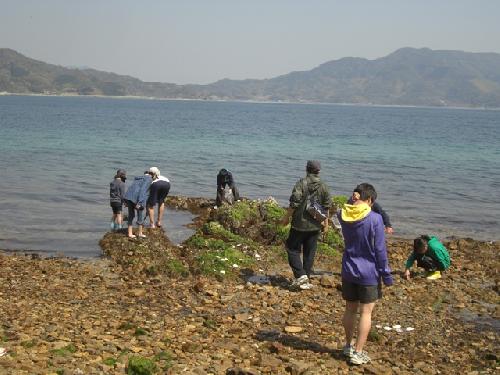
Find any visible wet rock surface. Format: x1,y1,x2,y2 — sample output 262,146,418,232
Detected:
1,197,498,374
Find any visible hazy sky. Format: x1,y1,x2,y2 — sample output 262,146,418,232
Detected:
1,0,499,84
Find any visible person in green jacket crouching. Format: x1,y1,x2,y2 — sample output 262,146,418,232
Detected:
404,235,451,280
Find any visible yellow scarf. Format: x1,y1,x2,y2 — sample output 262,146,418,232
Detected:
341,202,372,222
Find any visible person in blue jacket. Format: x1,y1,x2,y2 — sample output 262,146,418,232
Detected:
124,171,152,239
338,183,393,365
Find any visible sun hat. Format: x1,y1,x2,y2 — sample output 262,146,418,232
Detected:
149,167,160,177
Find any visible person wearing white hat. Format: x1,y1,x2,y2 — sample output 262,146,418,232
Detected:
147,167,171,229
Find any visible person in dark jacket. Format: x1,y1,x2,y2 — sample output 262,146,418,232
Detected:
281,160,331,290
338,183,392,365
109,169,126,231
216,168,240,206
147,167,171,229
124,171,152,239
350,183,393,234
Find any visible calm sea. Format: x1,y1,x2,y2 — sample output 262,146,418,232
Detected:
0,95,499,257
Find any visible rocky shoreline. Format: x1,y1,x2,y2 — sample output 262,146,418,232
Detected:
1,197,498,374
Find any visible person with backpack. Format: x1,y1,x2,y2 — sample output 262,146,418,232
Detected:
404,235,451,280
216,168,240,206
124,171,152,239
281,160,331,290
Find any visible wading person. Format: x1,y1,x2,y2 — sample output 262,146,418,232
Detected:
147,167,171,229
109,169,126,231
124,171,152,239
338,183,393,365
281,160,331,290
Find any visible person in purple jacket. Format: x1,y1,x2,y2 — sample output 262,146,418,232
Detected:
337,183,393,365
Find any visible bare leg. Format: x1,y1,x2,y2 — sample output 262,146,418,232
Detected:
343,301,359,347
355,302,375,352
138,224,144,237
157,203,165,227
117,213,123,228
148,206,156,228
128,225,135,238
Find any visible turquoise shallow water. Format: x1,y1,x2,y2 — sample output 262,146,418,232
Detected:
0,95,499,257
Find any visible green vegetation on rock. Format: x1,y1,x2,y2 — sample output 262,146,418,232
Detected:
332,195,348,211
103,357,118,367
51,344,77,357
127,356,157,375
134,327,149,336
194,241,254,276
20,339,37,349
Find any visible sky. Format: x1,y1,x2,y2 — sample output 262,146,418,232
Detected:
1,0,499,84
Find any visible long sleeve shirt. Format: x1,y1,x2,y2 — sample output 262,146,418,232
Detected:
338,204,393,286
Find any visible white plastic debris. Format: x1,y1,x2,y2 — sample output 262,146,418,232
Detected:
232,264,239,268
406,327,415,331
375,324,382,329
220,270,226,274
0,347,6,357
392,324,401,329
383,326,392,331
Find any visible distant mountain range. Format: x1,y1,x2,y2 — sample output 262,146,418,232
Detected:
1,47,500,108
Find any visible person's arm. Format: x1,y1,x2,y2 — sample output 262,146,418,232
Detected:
280,207,294,225
216,173,223,190
320,186,331,233
119,181,126,203
373,215,393,286
231,184,240,201
404,252,416,280
280,180,304,225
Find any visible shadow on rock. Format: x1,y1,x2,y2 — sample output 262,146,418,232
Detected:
255,329,344,360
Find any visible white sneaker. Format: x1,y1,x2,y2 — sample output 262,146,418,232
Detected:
291,275,309,288
342,344,354,358
299,282,314,290
350,350,371,365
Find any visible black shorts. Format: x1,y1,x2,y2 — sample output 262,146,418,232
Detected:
342,279,382,303
110,202,122,214
148,181,170,207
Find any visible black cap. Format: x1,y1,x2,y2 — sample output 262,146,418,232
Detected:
306,160,321,173
115,169,126,178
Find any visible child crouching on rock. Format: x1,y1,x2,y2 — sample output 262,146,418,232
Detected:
404,235,451,280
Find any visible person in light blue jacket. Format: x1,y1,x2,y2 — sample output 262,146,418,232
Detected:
124,171,152,239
